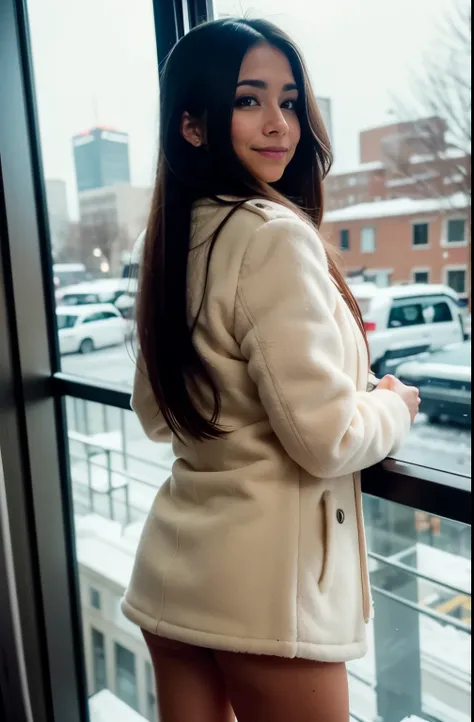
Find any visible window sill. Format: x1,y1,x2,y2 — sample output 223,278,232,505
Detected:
441,241,469,249
362,458,471,525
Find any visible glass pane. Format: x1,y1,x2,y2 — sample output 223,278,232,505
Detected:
66,397,170,719
91,628,107,694
447,219,466,243
350,495,471,722
65,397,471,722
26,0,159,390
115,643,139,711
216,0,473,474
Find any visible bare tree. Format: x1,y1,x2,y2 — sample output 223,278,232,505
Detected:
386,0,471,300
386,0,470,200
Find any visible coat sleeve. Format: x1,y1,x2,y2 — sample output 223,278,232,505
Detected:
131,353,172,443
235,217,411,479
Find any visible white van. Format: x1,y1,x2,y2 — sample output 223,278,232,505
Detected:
351,283,466,374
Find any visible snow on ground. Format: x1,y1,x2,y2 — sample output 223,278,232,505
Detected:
89,689,148,722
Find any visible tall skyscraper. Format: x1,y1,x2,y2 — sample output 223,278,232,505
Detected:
72,127,131,193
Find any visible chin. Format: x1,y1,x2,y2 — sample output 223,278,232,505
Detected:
255,168,286,184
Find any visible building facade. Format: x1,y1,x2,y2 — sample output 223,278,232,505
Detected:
78,184,152,274
325,117,470,213
73,127,131,193
322,195,470,298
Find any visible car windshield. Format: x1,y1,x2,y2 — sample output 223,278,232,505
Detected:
57,314,77,330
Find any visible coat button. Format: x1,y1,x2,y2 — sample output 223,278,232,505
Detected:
255,202,267,209
336,509,345,524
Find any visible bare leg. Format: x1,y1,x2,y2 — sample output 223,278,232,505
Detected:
215,650,349,722
142,630,234,722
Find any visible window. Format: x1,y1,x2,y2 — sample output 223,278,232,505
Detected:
1,2,470,722
114,643,139,712
57,314,78,330
145,661,158,722
422,299,453,324
447,218,467,244
413,270,429,284
361,227,376,253
90,587,101,610
82,313,106,324
412,222,429,246
446,268,467,295
388,303,425,328
91,628,107,694
340,229,350,251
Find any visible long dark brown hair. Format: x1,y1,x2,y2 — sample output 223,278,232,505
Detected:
137,17,368,441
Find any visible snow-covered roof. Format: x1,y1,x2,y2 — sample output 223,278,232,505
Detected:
330,160,385,177
410,147,468,165
351,283,460,302
324,193,469,223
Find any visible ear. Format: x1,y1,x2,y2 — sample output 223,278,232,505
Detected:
180,111,205,147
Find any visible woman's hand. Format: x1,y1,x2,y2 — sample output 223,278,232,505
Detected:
376,375,421,424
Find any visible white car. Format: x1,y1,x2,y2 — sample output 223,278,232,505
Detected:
56,304,127,355
55,277,138,307
351,283,466,375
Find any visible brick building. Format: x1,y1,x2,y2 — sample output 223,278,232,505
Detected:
322,194,470,300
325,117,470,212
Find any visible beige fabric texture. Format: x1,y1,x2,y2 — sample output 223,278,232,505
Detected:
121,198,410,662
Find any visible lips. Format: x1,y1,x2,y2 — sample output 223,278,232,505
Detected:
253,147,288,159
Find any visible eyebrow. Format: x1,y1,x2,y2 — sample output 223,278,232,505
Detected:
236,79,298,92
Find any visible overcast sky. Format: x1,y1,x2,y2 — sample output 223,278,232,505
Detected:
27,0,453,218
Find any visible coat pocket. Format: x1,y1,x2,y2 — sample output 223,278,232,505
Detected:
318,490,336,594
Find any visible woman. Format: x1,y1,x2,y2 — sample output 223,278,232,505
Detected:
121,17,420,722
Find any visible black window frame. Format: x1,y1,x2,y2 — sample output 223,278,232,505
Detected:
0,3,470,722
447,268,467,295
388,301,426,328
447,218,467,244
412,221,429,247
339,228,350,251
413,269,430,284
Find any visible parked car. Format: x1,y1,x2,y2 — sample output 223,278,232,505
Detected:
55,278,137,308
351,283,466,375
56,304,127,355
396,341,471,426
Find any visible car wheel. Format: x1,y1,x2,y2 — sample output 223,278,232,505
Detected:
79,338,94,354
428,414,441,425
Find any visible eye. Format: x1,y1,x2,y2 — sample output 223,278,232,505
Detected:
281,98,298,111
234,95,259,108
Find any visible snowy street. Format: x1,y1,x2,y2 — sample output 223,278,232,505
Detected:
62,343,472,478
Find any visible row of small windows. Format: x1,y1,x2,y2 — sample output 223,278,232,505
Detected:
339,218,467,253
91,628,157,722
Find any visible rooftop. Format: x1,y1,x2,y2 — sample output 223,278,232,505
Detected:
324,193,468,223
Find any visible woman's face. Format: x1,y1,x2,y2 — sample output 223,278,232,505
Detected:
232,43,301,184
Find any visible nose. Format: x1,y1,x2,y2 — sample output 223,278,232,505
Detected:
262,104,289,136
